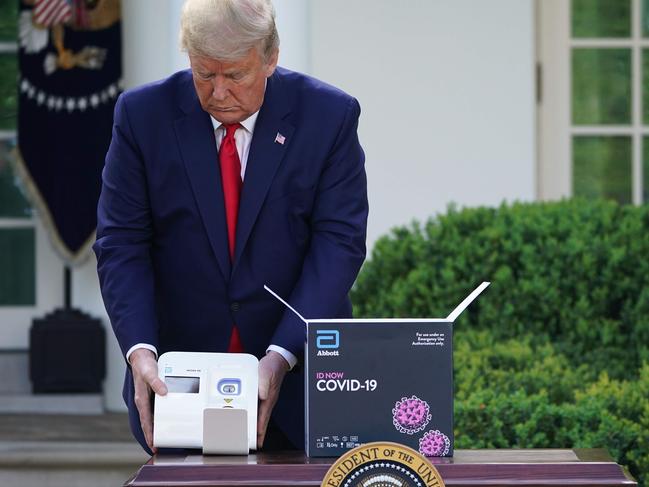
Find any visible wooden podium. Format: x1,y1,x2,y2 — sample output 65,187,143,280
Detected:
124,449,636,487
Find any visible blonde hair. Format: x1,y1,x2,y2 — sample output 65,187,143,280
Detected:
180,0,279,61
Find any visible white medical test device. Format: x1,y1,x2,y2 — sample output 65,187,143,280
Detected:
153,351,258,454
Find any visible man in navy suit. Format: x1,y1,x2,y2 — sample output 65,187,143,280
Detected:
93,0,368,454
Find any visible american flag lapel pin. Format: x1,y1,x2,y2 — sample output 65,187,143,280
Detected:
274,132,286,145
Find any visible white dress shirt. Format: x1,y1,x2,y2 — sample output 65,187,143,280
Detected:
126,110,298,370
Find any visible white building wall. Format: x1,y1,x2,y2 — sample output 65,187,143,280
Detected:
309,0,536,248
65,0,536,410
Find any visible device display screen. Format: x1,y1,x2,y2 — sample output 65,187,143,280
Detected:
165,376,200,393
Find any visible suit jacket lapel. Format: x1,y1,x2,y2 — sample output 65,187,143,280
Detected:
174,79,231,280
233,71,295,272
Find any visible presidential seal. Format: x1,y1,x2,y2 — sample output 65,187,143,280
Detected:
321,442,445,487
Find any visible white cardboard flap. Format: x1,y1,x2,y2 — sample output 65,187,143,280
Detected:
265,281,490,323
446,281,491,322
263,285,307,323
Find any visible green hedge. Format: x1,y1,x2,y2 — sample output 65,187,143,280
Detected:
353,199,649,378
454,333,648,485
351,199,649,486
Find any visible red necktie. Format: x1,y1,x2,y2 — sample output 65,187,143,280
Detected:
219,123,244,353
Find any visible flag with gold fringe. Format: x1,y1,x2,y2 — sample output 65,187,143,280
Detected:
17,0,121,264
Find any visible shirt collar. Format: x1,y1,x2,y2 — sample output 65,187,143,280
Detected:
210,110,259,135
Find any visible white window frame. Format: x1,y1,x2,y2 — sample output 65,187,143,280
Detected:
0,41,63,350
537,0,645,204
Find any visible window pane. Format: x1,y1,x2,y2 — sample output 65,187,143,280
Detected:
573,136,632,203
0,53,17,130
644,137,649,203
572,48,631,125
643,50,649,124
0,228,35,306
572,0,631,38
0,0,17,41
0,137,32,218
643,0,649,37
645,50,649,123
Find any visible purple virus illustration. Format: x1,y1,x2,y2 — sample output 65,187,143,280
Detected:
392,395,431,434
419,430,450,457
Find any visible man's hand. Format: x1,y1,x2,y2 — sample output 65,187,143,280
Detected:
130,348,168,454
257,351,290,449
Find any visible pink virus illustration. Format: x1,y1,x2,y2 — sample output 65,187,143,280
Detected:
392,395,431,434
419,430,450,457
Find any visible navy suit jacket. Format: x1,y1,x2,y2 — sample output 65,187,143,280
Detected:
93,66,368,451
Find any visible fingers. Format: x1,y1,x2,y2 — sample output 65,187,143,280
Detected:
134,375,156,453
130,349,164,454
256,352,290,448
257,375,283,448
258,364,270,401
257,363,272,448
137,355,168,396
149,376,168,396
257,398,271,449
257,351,289,400
257,382,282,448
139,405,156,453
139,373,165,452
